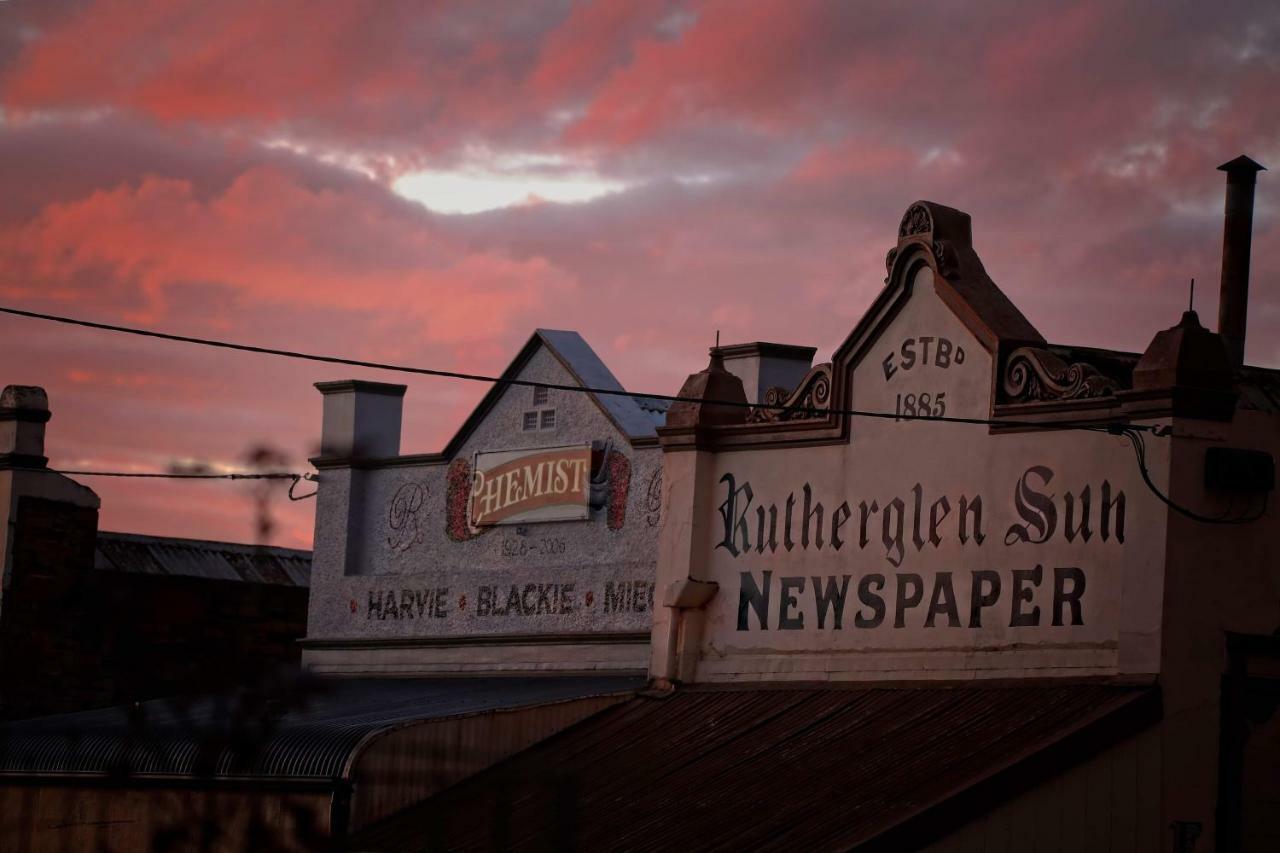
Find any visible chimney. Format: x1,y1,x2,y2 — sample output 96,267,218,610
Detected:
0,385,52,469
1217,155,1266,367
314,380,406,460
712,342,817,405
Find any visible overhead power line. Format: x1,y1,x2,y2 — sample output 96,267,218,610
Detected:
3,306,1266,525
12,467,319,500
48,469,300,480
0,305,1159,435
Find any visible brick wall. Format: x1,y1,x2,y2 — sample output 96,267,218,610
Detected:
0,497,308,719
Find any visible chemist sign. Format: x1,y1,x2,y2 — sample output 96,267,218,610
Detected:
469,444,592,526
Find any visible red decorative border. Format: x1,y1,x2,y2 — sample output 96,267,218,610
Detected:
445,458,483,542
606,450,631,531
449,452,632,535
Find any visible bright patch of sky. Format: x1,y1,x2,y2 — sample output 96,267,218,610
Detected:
392,152,629,215
262,137,381,179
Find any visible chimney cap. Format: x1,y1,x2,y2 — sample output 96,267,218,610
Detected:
1,385,49,412
1218,155,1266,174
314,379,407,397
663,352,749,428
1132,310,1235,392
711,341,818,361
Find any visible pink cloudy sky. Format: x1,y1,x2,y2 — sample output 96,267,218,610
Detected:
1,0,1278,548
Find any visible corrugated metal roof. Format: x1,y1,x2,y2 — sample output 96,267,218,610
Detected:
0,675,643,781
538,329,668,436
352,682,1156,853
1238,365,1280,414
94,531,312,587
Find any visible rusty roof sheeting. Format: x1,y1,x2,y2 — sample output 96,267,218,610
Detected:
94,531,312,587
1237,365,1280,413
353,682,1156,853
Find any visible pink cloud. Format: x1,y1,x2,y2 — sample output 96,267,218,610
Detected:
1,0,1278,549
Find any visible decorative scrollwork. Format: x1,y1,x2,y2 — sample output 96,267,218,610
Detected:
644,468,662,527
931,239,958,279
898,203,933,238
749,363,833,422
1002,348,1120,403
387,481,427,552
884,246,899,282
605,449,631,531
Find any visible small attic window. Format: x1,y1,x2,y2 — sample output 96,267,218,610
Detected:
532,385,549,406
522,411,538,431
540,409,556,430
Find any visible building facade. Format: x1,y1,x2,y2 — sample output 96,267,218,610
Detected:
0,331,680,850
354,162,1279,853
301,328,671,676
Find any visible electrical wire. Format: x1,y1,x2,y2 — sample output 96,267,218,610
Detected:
48,469,301,480
0,304,1160,435
1119,428,1269,524
22,436,1268,524
11,467,320,500
11,305,1269,525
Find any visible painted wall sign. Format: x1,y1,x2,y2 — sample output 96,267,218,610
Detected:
719,465,1121,633
881,335,967,419
469,444,592,526
359,579,654,621
655,272,1167,683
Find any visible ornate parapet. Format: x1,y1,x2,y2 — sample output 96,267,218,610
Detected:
749,363,833,422
1001,347,1121,404
899,202,933,238
885,203,963,283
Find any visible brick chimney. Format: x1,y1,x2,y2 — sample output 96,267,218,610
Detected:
1217,155,1266,367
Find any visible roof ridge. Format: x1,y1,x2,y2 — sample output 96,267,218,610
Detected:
96,530,311,557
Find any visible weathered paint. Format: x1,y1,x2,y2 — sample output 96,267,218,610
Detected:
305,341,662,674
654,268,1169,682
469,444,593,526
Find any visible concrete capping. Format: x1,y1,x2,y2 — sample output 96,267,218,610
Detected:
1115,386,1238,422
712,341,818,361
299,631,650,649
0,453,49,469
657,420,848,453
314,380,407,397
0,408,51,424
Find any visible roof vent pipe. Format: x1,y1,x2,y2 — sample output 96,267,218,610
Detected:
1217,155,1265,367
